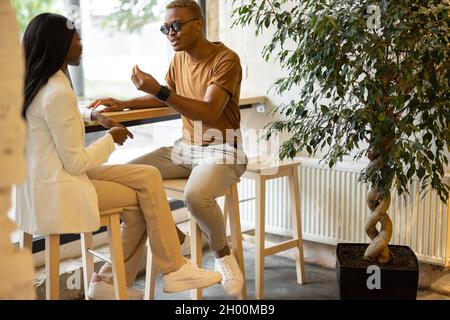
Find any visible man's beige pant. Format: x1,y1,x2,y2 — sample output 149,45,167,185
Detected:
87,164,185,286
128,141,247,252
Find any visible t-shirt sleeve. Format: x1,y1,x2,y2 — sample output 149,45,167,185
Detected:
165,57,176,91
207,54,242,97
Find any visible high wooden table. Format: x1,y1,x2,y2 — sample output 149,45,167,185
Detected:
85,96,265,133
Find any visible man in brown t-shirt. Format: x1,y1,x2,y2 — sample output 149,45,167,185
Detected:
89,0,246,297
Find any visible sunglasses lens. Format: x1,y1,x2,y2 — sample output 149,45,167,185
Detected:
160,25,170,35
172,21,181,32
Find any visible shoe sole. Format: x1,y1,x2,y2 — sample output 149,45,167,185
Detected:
87,288,142,300
87,293,143,300
163,276,222,293
87,288,116,300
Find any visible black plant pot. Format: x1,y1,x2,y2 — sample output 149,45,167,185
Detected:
336,243,419,300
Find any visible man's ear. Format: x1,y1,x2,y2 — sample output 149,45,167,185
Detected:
196,19,204,32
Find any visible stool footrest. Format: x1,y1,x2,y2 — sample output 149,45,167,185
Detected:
88,249,111,264
264,239,299,257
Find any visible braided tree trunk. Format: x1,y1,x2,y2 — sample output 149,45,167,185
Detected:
363,149,393,264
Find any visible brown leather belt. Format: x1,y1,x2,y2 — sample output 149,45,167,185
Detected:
201,142,239,149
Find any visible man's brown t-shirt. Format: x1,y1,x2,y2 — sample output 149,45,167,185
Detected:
165,42,242,145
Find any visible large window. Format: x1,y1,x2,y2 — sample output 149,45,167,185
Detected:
77,0,173,99
12,0,175,99
75,0,183,164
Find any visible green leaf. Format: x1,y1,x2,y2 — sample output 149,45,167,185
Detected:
264,16,271,28
417,167,426,179
407,166,415,179
321,105,329,113
240,6,249,14
423,132,432,145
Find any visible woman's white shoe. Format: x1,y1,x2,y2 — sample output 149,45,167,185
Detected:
87,273,143,300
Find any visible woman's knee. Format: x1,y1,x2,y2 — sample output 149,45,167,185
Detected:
137,165,163,181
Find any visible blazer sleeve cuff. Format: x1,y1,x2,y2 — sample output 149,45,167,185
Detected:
79,107,94,124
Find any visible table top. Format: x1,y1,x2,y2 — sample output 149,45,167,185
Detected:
244,156,301,176
85,95,266,131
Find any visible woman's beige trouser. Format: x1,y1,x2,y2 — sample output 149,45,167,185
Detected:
87,164,184,286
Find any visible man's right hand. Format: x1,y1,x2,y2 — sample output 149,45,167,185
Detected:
108,127,130,145
88,98,127,112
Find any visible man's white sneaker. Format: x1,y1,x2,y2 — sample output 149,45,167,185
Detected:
180,234,191,256
163,258,222,293
214,251,244,297
87,273,143,300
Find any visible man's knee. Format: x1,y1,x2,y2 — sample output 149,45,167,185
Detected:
184,188,213,211
128,147,171,165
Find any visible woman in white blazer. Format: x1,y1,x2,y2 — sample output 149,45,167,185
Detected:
15,13,221,299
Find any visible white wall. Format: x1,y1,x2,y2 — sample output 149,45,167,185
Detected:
218,1,300,107
216,0,304,158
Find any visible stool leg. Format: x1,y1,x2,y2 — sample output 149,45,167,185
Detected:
223,197,229,233
226,184,247,300
189,214,203,300
289,167,305,284
20,232,33,252
255,176,266,299
45,234,60,300
107,214,128,300
144,238,157,300
81,232,94,300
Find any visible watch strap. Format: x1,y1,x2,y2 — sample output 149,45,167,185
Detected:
155,85,171,101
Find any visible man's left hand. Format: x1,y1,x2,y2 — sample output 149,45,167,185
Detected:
131,65,161,96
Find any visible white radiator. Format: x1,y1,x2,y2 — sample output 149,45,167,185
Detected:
238,158,450,267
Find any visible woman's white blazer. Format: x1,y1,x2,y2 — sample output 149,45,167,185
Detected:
16,70,115,235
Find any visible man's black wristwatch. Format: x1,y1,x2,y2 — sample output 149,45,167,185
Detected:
155,85,171,102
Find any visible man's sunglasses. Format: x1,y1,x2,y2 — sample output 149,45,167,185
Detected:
160,18,198,35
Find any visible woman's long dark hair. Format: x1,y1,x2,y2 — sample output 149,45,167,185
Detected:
22,13,75,117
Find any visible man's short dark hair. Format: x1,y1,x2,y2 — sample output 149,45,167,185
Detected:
166,0,205,20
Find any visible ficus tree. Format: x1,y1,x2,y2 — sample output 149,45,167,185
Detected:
232,0,450,264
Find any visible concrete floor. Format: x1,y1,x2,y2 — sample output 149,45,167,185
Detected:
133,241,449,300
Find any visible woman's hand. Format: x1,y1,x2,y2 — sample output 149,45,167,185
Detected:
88,97,127,112
108,127,132,146
131,65,161,95
93,112,134,139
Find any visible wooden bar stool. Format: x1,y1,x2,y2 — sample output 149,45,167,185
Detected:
144,179,247,300
242,159,305,299
21,207,132,300
143,218,190,300
20,233,60,300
